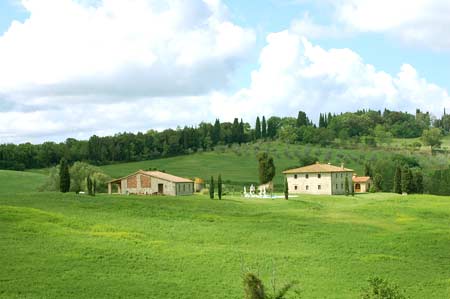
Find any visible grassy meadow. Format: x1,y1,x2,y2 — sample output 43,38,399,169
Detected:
2,170,450,298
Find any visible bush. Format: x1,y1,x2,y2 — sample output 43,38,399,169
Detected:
361,277,409,299
369,185,376,193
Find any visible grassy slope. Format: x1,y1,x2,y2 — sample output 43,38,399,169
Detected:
0,170,46,194
99,141,397,186
1,171,450,298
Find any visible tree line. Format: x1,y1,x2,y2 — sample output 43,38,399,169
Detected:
0,108,448,171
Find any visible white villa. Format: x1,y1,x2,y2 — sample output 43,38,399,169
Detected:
283,162,354,195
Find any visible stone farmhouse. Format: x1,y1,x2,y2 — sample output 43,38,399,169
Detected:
283,162,354,195
108,170,194,196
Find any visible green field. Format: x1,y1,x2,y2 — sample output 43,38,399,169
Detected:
2,170,450,298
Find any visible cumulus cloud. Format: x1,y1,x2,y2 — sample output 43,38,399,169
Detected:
211,30,450,121
0,0,255,143
0,0,255,96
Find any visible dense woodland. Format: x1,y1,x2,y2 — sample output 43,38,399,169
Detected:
1,108,450,195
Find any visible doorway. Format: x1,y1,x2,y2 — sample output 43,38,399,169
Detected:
158,184,164,194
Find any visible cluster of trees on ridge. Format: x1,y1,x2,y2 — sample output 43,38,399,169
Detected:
1,108,448,171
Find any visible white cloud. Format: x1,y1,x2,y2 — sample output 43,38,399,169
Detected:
0,0,255,96
210,30,450,121
290,0,450,50
338,0,450,50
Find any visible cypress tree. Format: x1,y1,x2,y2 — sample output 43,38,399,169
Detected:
255,117,261,140
261,116,267,138
401,166,412,194
319,114,325,128
344,176,350,196
87,175,92,195
212,119,221,145
351,180,355,196
59,158,70,193
218,174,222,200
284,177,289,200
239,119,245,144
415,171,424,194
209,176,214,199
394,166,402,194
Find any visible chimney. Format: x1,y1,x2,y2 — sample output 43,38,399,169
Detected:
341,163,344,169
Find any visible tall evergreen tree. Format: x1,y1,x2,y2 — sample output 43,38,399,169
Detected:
86,174,92,195
344,176,350,196
212,119,221,145
255,117,261,140
257,152,276,185
284,177,289,200
351,180,355,196
209,176,215,199
218,174,222,200
319,114,325,128
92,178,97,196
261,116,267,138
239,119,245,144
59,158,70,193
232,118,240,143
394,166,402,194
415,171,424,194
296,111,308,127
401,166,413,194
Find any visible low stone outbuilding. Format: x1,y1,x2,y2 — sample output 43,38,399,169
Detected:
353,176,372,193
108,170,194,196
194,178,205,192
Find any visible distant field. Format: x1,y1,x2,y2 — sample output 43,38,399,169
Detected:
0,170,46,194
100,141,403,186
2,173,450,298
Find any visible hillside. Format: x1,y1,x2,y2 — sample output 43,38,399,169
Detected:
100,141,438,187
0,170,46,194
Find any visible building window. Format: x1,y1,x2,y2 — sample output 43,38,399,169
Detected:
341,183,344,189
336,184,338,189
318,185,321,190
306,185,309,190
341,173,343,178
294,186,298,190
294,174,298,179
318,174,321,179
183,184,185,192
306,174,309,179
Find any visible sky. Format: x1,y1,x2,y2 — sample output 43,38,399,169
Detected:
0,0,450,144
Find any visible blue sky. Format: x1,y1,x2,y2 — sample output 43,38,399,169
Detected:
0,0,449,143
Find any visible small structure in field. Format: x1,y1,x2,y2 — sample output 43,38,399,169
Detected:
352,176,372,193
108,170,194,196
194,177,205,192
283,162,354,195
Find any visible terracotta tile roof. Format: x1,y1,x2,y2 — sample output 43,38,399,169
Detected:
109,170,193,184
142,171,193,183
352,176,371,183
283,163,354,174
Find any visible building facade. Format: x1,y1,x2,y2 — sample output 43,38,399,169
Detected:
283,163,354,195
108,170,194,196
353,176,372,193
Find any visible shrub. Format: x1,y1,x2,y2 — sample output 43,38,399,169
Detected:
242,272,300,299
369,185,376,193
361,277,409,299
